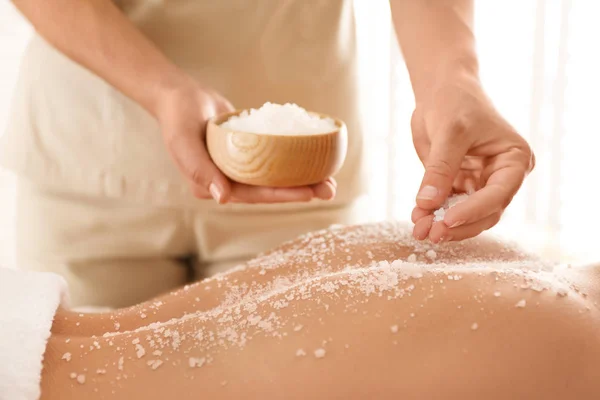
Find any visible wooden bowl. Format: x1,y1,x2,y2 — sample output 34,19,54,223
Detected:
206,110,348,187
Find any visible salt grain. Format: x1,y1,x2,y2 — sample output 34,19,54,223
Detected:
314,348,326,358
433,194,469,222
407,253,417,263
147,360,163,370
76,374,86,384
471,323,479,331
62,352,71,362
493,291,502,297
189,357,206,368
425,249,437,260
296,349,307,357
515,299,527,308
135,344,146,358
390,325,399,333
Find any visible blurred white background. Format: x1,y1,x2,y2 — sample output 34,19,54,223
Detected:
0,0,597,267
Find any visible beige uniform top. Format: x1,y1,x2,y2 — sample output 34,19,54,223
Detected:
1,0,366,210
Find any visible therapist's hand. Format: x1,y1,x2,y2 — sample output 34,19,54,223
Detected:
156,83,336,204
410,74,535,243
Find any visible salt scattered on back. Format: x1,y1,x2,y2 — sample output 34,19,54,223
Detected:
425,249,437,260
296,349,307,357
515,299,527,308
221,102,337,135
189,357,206,368
314,348,326,358
147,360,163,370
76,374,86,384
62,352,71,362
390,325,399,334
135,344,146,358
493,291,502,297
471,323,479,331
433,194,469,222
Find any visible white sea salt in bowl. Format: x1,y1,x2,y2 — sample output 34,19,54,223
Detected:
207,102,348,187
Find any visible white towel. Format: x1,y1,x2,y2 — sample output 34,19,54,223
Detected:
0,268,68,400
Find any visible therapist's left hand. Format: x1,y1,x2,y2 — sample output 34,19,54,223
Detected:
410,73,535,243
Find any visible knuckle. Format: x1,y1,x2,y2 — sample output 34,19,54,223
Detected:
491,212,502,225
425,159,454,179
190,168,208,186
528,149,536,172
485,213,503,231
410,109,423,134
448,115,471,138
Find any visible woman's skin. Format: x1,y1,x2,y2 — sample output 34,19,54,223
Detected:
41,223,600,399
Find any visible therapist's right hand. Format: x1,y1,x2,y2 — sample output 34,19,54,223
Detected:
156,83,337,204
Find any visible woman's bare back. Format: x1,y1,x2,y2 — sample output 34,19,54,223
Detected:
43,222,600,399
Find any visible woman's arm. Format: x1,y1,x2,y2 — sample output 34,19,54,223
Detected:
390,0,534,243
12,0,185,116
389,0,477,102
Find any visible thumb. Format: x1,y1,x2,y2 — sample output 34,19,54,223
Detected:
416,135,469,210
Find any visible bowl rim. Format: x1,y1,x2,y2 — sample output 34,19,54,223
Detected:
208,109,345,138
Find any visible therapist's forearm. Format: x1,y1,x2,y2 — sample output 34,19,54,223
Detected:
12,0,189,117
390,0,479,102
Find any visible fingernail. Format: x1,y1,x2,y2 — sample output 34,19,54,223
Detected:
440,235,454,242
209,182,223,204
448,220,465,228
417,185,438,200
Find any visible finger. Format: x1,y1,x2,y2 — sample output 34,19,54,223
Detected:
443,163,526,228
311,180,336,200
411,206,431,224
229,184,314,204
167,130,232,204
430,212,502,243
412,214,434,241
416,129,471,210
